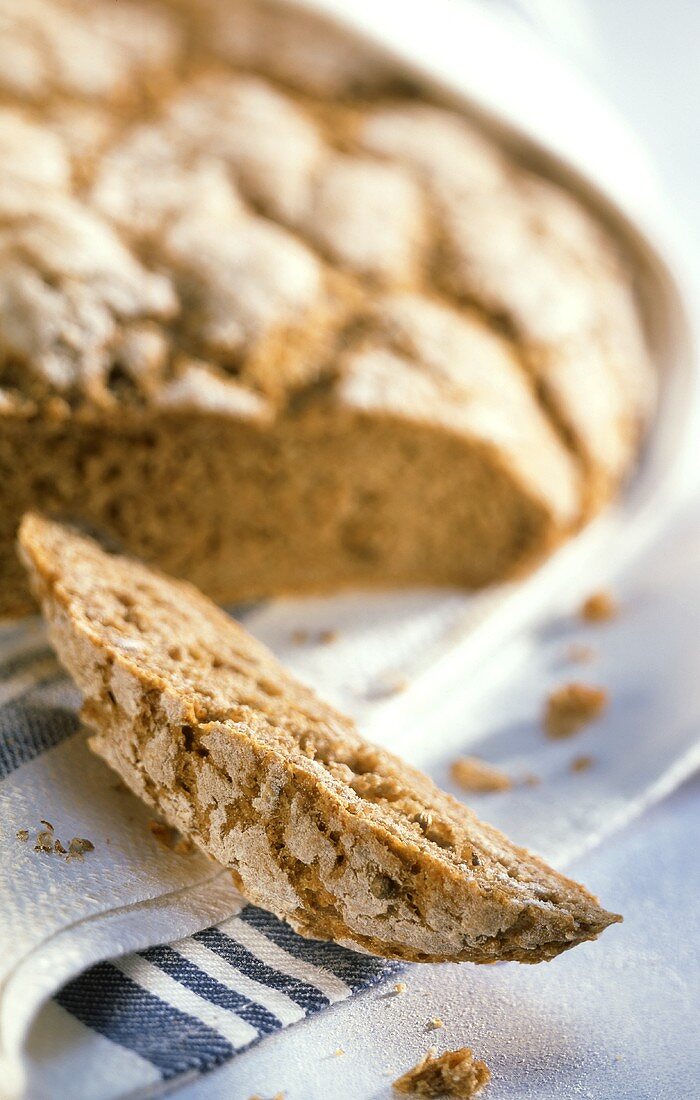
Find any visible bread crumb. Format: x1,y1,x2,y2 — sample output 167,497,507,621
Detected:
543,682,608,738
67,837,95,861
23,820,95,860
149,820,171,844
580,590,618,623
564,642,596,664
393,981,408,995
570,754,595,773
333,1047,345,1057
34,829,54,853
450,756,512,793
427,1017,443,1030
370,675,410,699
148,819,192,853
393,1047,490,1097
292,628,338,645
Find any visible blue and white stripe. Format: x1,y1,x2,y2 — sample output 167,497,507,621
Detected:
0,622,398,1093
54,913,396,1084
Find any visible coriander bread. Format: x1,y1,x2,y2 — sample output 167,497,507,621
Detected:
0,0,654,618
18,512,621,964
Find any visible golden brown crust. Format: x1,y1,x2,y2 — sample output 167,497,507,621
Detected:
19,513,621,964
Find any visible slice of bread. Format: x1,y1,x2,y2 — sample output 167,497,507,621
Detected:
18,513,621,963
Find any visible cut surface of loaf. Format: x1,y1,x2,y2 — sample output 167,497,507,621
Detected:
0,0,654,618
18,513,621,963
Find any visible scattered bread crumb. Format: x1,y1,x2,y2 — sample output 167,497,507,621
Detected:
564,642,596,664
333,1047,345,1057
570,754,595,773
371,675,410,700
393,982,408,995
393,1047,491,1097
23,820,96,861
34,829,54,853
427,1017,443,1030
148,820,171,845
67,837,95,861
148,819,193,854
450,756,512,793
580,590,618,623
292,628,338,645
543,682,608,738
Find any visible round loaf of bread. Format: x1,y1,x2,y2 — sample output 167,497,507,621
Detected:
0,0,654,617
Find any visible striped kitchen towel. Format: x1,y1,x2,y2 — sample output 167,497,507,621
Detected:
0,619,401,1100
55,911,396,1089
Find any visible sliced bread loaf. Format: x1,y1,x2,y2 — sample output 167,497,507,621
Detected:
0,0,652,618
18,513,621,963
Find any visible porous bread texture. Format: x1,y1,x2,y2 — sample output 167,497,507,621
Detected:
18,513,621,964
392,1047,490,1097
0,0,654,617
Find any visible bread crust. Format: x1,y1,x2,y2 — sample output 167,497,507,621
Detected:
18,513,621,964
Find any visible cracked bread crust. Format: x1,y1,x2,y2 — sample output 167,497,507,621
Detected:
19,513,621,964
0,0,654,616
